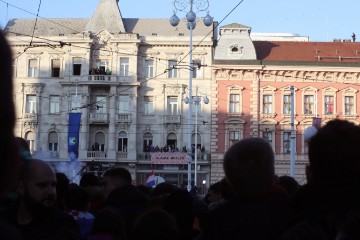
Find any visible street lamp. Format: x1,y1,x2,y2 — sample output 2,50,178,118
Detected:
170,0,213,192
184,86,209,187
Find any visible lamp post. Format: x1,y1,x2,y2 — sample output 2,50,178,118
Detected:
170,0,213,192
184,86,209,187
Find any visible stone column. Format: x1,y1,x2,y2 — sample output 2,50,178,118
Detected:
79,88,89,160
107,86,117,159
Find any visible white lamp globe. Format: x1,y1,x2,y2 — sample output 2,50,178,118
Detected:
304,126,318,143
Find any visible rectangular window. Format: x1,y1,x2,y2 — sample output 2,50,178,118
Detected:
167,97,178,115
26,95,37,113
345,96,354,115
304,95,314,114
229,131,240,146
263,95,273,114
118,95,129,112
51,59,60,77
283,95,291,114
229,94,240,113
73,57,82,76
120,58,129,76
192,61,202,78
144,96,154,115
168,60,178,78
96,96,107,113
28,59,38,77
145,59,154,78
283,132,291,154
49,95,60,114
324,95,334,115
118,137,128,152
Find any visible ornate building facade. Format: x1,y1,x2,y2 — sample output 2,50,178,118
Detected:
6,0,215,187
211,23,360,184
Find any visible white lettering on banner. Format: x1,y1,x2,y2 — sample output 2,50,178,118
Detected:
150,152,188,164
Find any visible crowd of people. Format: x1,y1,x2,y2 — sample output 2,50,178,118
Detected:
1,30,360,239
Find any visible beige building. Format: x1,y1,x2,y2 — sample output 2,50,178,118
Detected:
5,0,215,187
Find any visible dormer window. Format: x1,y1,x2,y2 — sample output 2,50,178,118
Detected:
229,44,243,54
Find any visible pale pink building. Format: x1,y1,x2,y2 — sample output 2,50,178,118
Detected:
211,23,360,184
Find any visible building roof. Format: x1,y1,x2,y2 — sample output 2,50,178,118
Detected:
86,0,125,33
221,23,250,29
254,41,360,63
5,18,213,37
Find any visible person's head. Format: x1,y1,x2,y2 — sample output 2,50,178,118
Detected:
223,137,275,196
80,172,100,188
103,167,132,197
17,159,57,215
206,182,223,205
0,30,18,196
277,175,300,196
308,119,360,184
133,209,180,240
64,185,90,211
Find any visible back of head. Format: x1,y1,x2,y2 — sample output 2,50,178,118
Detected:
0,30,18,195
223,137,275,196
133,209,180,240
308,119,360,184
80,173,100,188
103,167,132,186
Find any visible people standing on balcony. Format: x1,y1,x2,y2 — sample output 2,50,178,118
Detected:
105,67,111,75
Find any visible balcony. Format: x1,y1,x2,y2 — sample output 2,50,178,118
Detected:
87,151,107,159
164,115,181,124
116,114,132,123
89,113,109,123
23,113,37,122
33,151,59,160
88,75,114,82
116,151,128,159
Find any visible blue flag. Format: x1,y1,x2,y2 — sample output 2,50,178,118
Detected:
68,113,81,161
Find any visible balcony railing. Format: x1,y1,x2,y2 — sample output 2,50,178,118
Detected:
137,151,210,161
87,75,118,82
164,115,181,124
87,151,107,159
89,113,109,123
33,151,59,159
116,152,128,159
23,113,37,121
116,114,132,123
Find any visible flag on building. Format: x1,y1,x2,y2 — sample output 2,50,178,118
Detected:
68,112,82,161
145,170,156,188
312,117,322,129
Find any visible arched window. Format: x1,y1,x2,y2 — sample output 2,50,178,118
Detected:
25,131,36,152
143,133,153,152
48,131,58,152
166,133,177,148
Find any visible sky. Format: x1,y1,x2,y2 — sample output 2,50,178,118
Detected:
0,0,359,42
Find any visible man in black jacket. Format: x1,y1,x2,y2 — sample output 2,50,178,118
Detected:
280,119,360,240
203,137,291,240
1,159,81,240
